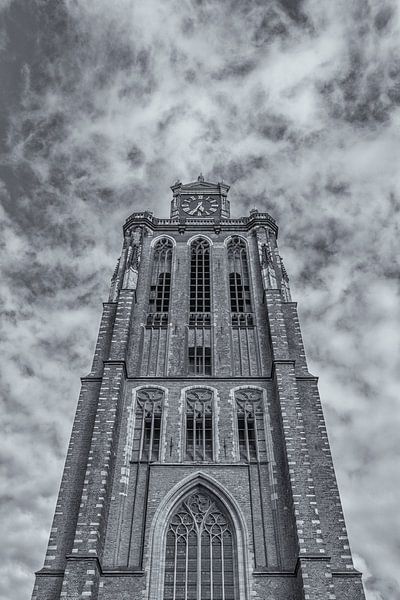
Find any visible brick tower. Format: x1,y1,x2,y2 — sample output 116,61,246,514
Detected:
32,176,366,600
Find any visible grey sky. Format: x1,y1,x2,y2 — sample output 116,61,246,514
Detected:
1,1,400,599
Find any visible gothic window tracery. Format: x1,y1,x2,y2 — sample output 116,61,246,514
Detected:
235,389,266,462
132,388,163,462
147,238,173,327
163,490,237,600
227,237,253,327
185,389,214,461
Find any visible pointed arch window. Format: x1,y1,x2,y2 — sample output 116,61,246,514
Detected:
189,238,211,326
188,238,212,375
163,490,237,600
132,388,164,462
227,237,253,327
147,238,173,327
185,389,214,461
235,389,266,462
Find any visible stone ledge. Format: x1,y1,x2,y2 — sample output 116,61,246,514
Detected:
103,359,128,379
332,570,363,578
36,561,146,579
102,569,144,577
34,569,64,577
253,569,296,577
129,461,269,467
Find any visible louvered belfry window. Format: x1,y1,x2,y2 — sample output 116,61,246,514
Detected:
185,389,213,461
147,238,173,327
163,490,237,600
132,388,163,462
235,389,266,462
227,237,253,327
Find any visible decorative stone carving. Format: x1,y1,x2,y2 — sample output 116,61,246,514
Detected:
123,226,144,290
109,257,121,301
279,256,292,302
255,227,277,290
136,387,164,416
235,388,263,415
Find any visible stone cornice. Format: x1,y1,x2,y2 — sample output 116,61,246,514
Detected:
80,376,103,382
35,563,361,580
331,570,363,578
34,569,64,577
123,212,278,237
79,373,320,386
80,374,319,382
124,375,274,381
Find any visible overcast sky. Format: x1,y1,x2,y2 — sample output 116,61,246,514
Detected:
1,1,400,599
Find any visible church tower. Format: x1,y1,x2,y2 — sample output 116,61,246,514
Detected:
32,176,366,600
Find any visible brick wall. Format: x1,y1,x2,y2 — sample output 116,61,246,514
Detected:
32,210,366,600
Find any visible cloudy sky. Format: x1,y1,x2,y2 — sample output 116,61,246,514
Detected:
1,0,400,599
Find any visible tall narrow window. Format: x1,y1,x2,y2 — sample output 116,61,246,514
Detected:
132,388,163,462
227,237,253,327
147,238,173,327
189,238,211,325
185,389,213,461
163,490,237,600
235,389,266,462
188,238,212,375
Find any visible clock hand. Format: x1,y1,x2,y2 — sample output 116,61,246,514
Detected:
188,201,203,215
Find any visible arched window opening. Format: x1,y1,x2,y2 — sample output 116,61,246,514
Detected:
147,239,173,327
163,490,237,600
235,389,266,462
185,389,213,461
190,238,211,325
188,238,212,375
227,237,253,327
132,388,163,462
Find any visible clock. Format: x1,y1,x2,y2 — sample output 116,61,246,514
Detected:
181,195,219,217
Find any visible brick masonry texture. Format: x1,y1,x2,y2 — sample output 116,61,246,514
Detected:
32,186,366,600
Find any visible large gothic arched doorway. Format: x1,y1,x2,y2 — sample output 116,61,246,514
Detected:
163,489,238,600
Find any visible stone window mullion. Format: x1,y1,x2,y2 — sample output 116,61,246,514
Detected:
227,237,254,328
147,239,173,327
163,490,237,600
235,389,265,463
133,388,164,463
185,389,213,462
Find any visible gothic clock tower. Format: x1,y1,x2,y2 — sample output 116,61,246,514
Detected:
32,177,366,600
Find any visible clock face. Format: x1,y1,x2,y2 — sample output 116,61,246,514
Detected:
181,195,219,217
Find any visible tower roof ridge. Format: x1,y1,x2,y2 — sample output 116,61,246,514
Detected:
171,178,230,193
